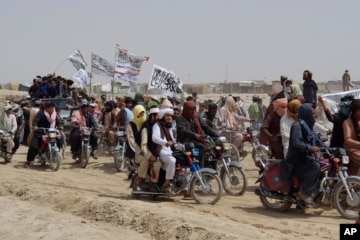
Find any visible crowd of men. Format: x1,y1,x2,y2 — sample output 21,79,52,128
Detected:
1,69,359,203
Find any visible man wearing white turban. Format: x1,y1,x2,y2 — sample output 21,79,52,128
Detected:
152,108,176,195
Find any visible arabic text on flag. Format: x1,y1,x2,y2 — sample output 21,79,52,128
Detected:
72,69,89,89
114,44,149,85
91,53,114,77
68,50,87,71
148,65,183,95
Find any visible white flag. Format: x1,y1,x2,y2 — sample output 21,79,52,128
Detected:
91,53,114,77
148,65,183,95
72,69,89,89
114,44,149,85
68,50,87,71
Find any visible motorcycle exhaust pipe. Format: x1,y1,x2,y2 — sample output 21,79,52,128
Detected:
255,188,297,203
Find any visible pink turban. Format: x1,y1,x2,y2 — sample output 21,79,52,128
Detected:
273,98,288,110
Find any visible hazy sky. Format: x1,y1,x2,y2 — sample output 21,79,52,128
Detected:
1,0,360,85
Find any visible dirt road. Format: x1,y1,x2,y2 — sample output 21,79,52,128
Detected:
0,145,352,240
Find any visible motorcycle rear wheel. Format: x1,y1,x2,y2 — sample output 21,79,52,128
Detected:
114,149,124,172
259,195,292,212
80,146,90,168
190,172,223,205
220,165,247,195
50,150,61,171
333,177,360,220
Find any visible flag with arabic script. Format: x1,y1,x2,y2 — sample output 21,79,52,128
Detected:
68,50,87,71
91,53,114,77
114,44,149,85
72,69,89,89
148,65,183,95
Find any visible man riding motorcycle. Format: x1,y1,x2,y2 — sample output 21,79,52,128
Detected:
176,100,220,168
98,101,117,150
70,100,99,159
24,102,63,168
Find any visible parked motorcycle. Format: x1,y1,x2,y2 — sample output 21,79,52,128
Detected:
113,127,126,172
255,147,360,220
32,128,62,171
131,142,223,205
0,130,12,163
203,136,247,195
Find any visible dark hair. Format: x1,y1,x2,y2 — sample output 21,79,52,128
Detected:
46,102,56,108
304,70,313,78
186,96,194,101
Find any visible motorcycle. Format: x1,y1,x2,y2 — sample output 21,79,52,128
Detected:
0,130,13,163
203,136,248,195
73,127,93,168
32,128,62,171
97,125,114,155
113,127,126,172
131,142,223,205
255,147,360,220
239,123,270,163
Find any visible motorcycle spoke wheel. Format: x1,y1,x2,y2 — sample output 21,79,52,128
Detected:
229,143,241,162
259,195,292,212
221,166,247,195
50,151,61,171
334,178,360,220
114,149,124,172
190,172,223,205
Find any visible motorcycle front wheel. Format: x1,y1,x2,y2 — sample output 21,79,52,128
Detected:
80,145,90,168
333,177,360,220
50,150,61,171
190,172,223,205
220,165,247,195
252,146,270,163
114,149,124,172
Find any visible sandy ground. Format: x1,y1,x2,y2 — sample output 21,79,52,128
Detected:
0,90,350,239
0,142,353,240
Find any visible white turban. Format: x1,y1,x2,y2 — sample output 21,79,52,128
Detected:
158,108,174,119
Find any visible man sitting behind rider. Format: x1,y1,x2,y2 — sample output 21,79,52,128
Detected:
176,100,220,168
127,105,161,191
283,103,326,206
70,100,98,159
98,101,117,150
218,96,252,152
24,102,63,168
0,105,17,160
152,107,177,195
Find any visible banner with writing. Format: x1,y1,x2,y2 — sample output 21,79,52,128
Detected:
72,69,89,89
148,64,183,95
91,53,114,77
68,50,87,71
114,44,149,85
322,88,360,113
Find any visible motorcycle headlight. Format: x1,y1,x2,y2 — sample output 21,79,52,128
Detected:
223,143,232,151
252,130,259,137
49,133,57,138
342,155,349,165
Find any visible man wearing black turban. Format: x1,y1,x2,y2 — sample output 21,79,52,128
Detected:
284,103,326,206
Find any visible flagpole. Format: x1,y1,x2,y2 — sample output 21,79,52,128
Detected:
53,58,68,74
112,45,117,101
